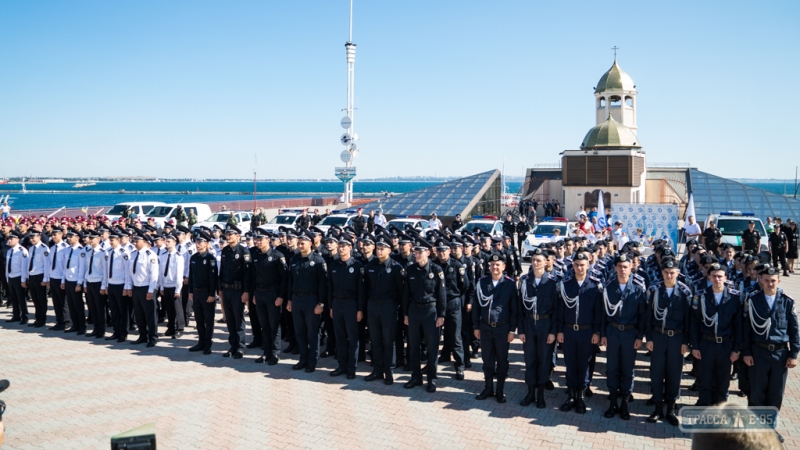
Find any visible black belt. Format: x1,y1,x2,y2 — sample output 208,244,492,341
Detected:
221,282,242,290
754,342,787,352
702,334,733,344
608,322,637,331
567,324,593,331
654,328,683,337
413,302,436,307
527,313,551,320
293,291,315,296
334,297,357,302
482,319,508,328
369,298,397,303
255,285,279,291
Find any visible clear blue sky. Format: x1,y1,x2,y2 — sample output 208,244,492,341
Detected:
1,1,798,180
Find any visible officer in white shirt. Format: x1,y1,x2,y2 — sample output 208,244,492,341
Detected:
43,226,70,330
62,229,87,334
159,233,185,338
103,230,130,342
22,229,50,327
428,213,442,231
120,228,137,330
125,231,160,347
176,225,196,327
83,230,109,339
374,210,387,228
4,231,29,324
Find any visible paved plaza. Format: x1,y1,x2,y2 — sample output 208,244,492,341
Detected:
1,275,800,449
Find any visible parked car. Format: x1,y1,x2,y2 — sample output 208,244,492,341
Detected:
147,203,213,228
711,211,769,254
259,209,305,233
105,202,166,222
459,215,504,237
316,210,358,233
387,216,430,236
520,218,572,260
192,211,252,232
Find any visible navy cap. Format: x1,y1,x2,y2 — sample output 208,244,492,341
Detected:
708,263,725,273
413,239,432,251
177,225,191,234
435,239,450,250
574,253,590,261
530,248,546,258
165,233,178,242
613,254,631,265
338,235,354,246
7,230,22,239
488,253,505,263
225,224,242,235
360,233,375,245
297,230,314,241
660,258,677,270
449,235,464,247
375,234,392,248
195,230,212,242
700,255,717,265
759,265,779,276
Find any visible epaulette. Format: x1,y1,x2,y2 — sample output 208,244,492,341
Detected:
634,274,646,283
677,281,692,297
633,277,646,289
589,274,601,284
145,249,151,256
728,288,740,296
547,272,558,281
562,274,573,283
724,280,734,287
504,276,514,282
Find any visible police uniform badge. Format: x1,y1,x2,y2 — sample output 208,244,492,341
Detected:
310,261,315,267
349,267,354,273
244,254,250,262
428,273,434,279
268,256,273,262
124,255,128,260
448,267,453,273
235,254,240,260
203,260,207,265
80,252,85,258
386,268,391,273
211,260,216,267
438,272,444,279
151,258,156,264
459,267,465,275
44,251,49,257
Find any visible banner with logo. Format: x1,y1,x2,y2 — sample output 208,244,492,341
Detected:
611,203,679,251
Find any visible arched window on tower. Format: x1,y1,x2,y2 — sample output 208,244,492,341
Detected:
609,96,621,107
598,97,606,108
625,96,633,107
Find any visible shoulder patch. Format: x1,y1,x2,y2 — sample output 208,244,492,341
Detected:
438,272,444,279
459,267,465,275
244,253,250,262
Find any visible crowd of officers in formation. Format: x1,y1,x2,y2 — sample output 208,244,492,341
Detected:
1,210,798,437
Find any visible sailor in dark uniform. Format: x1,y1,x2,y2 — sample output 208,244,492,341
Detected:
518,248,558,408
473,253,519,403
645,258,691,426
690,263,742,406
557,252,603,414
600,253,648,420
742,266,799,443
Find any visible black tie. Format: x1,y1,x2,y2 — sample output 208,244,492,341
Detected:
133,251,140,274
52,245,58,270
164,253,171,277
88,251,94,275
29,246,36,271
67,248,73,269
109,251,115,278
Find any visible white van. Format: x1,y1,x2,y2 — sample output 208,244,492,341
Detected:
710,211,769,253
105,202,166,222
147,203,213,227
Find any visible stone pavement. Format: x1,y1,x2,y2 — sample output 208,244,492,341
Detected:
1,275,800,449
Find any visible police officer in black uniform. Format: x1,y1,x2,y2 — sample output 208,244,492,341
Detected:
327,235,364,379
473,253,519,403
434,238,468,380
187,230,219,355
769,224,790,276
518,248,558,408
742,265,799,443
219,225,251,359
516,215,531,254
286,230,328,373
250,230,288,365
362,234,404,384
701,220,723,255
600,253,648,421
690,263,742,406
403,239,446,393
741,220,761,254
645,258,691,426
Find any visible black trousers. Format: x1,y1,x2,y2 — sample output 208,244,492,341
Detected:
192,288,216,351
367,300,397,375
480,322,511,379
292,294,321,367
28,274,47,324
440,298,464,369
334,299,360,373
395,304,407,366
408,303,439,380
85,281,107,335
649,331,685,402
163,286,185,332
749,345,789,409
772,250,788,272
522,316,555,387
49,278,68,327
132,286,158,340
7,276,27,322
281,303,296,346
180,284,192,326
696,339,734,406
322,301,336,354
65,280,85,331
222,288,246,352
107,283,127,337
247,292,262,346
255,288,282,358
461,299,477,364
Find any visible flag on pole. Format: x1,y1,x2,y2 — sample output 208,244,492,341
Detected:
81,206,88,214
597,190,607,229
685,193,696,222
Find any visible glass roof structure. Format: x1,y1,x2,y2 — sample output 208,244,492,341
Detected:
356,169,501,219
690,169,800,220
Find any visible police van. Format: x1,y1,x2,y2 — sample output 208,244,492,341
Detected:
710,211,769,253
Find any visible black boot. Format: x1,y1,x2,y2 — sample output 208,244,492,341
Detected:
647,402,664,423
604,394,618,418
574,388,587,414
495,378,507,403
665,401,679,426
619,394,631,420
476,377,494,400
559,388,575,412
520,385,536,406
536,385,547,409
